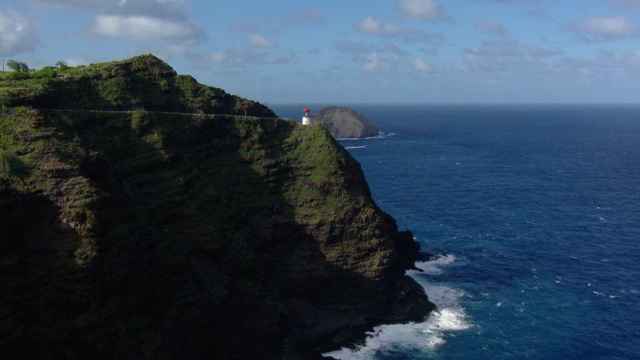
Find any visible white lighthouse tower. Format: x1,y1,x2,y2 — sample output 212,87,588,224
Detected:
302,106,311,125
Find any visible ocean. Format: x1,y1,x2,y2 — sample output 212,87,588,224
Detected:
271,104,640,360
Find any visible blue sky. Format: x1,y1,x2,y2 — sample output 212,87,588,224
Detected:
2,0,640,104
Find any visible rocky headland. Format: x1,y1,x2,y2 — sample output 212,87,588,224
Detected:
311,106,380,139
0,54,434,359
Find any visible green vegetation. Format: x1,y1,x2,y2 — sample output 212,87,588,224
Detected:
0,54,275,116
0,103,409,356
55,61,68,71
0,150,26,176
6,59,29,72
0,54,429,359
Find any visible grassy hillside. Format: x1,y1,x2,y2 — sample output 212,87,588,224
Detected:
0,56,433,359
0,54,274,117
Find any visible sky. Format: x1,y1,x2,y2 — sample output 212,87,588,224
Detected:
1,0,640,104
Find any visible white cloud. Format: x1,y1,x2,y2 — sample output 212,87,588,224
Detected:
353,16,448,51
345,52,439,80
87,0,204,42
363,53,387,72
475,18,508,37
402,29,448,50
265,9,326,33
202,45,297,67
609,48,640,70
0,9,39,56
451,32,633,91
335,40,408,65
558,56,609,81
64,58,90,66
608,0,640,10
227,20,259,33
110,0,191,22
471,0,539,3
335,41,371,55
522,8,552,20
570,15,637,42
397,0,450,21
301,9,326,24
28,0,111,8
261,51,297,64
524,44,562,59
354,16,401,37
377,41,408,56
413,57,435,73
456,37,524,73
91,15,200,40
247,34,277,48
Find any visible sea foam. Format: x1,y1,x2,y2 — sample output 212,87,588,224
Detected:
324,255,470,359
409,254,458,275
324,306,470,359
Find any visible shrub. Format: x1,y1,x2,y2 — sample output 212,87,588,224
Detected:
0,150,26,176
31,67,57,79
131,110,150,134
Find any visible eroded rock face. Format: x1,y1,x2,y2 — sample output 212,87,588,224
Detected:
311,107,379,139
0,57,434,359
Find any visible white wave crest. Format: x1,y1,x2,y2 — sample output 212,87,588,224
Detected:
408,256,465,308
408,254,457,276
324,254,471,359
338,132,396,141
324,307,470,359
420,282,466,309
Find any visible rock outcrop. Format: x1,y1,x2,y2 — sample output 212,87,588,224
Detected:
311,106,379,138
0,56,434,359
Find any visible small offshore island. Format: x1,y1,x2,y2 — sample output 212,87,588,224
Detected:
0,54,435,359
310,106,380,139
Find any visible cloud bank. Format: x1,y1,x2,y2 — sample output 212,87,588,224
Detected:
397,0,450,21
0,9,39,56
570,15,637,42
89,0,204,41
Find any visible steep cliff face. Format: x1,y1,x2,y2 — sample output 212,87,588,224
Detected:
0,57,434,359
311,106,379,139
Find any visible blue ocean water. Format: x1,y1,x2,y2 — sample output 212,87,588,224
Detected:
271,104,640,359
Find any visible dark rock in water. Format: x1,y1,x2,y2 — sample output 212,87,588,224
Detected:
311,106,379,138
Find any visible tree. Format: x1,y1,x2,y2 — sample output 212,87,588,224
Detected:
6,60,29,72
55,60,68,70
6,60,19,71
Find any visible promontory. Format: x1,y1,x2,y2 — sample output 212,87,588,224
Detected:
0,54,434,359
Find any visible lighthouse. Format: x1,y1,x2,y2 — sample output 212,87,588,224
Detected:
302,106,310,125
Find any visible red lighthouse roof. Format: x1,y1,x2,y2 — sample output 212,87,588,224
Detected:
303,106,310,112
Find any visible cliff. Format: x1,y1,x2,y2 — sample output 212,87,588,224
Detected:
311,106,379,139
0,55,434,359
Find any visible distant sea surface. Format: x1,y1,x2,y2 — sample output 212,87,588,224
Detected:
271,104,640,359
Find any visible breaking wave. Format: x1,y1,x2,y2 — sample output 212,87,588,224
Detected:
324,255,470,359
